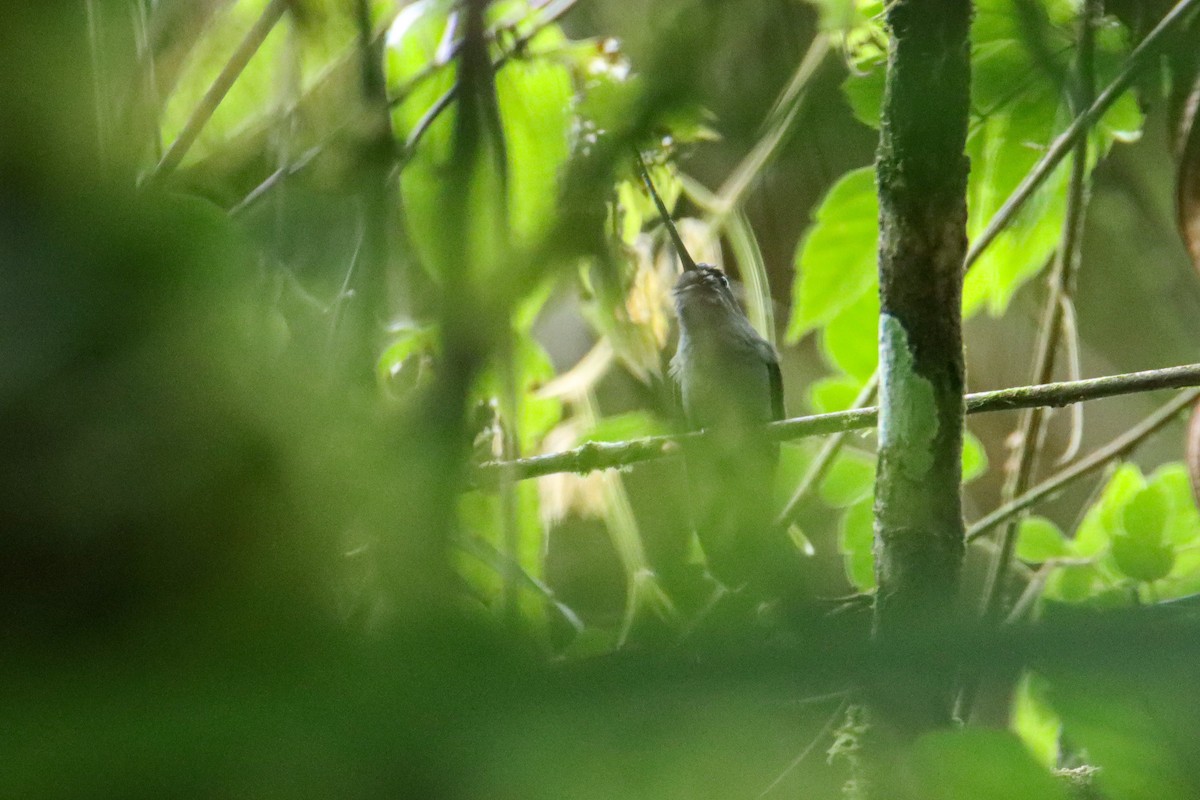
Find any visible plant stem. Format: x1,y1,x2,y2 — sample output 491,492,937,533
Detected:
474,363,1200,485
402,0,580,156
775,375,878,529
966,387,1200,542
963,0,1200,270
773,0,1200,528
979,0,1099,625
154,0,288,180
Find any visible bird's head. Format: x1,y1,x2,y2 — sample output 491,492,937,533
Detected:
672,265,740,327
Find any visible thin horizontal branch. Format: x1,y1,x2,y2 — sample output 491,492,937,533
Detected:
966,387,1200,542
472,362,1200,486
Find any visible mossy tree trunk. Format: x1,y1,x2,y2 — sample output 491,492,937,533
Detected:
871,0,972,732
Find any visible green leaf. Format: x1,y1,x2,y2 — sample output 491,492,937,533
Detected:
820,289,880,381
160,0,354,166
906,729,1069,800
840,55,884,129
820,449,875,508
475,338,563,452
1108,482,1175,583
376,325,437,390
962,117,1070,317
1110,533,1174,584
1147,463,1200,547
787,167,878,341
1073,464,1146,557
458,480,547,620
1044,562,1101,603
840,0,1144,319
1016,516,1070,563
388,0,572,280
807,375,865,414
776,442,817,493
494,56,573,247
1122,483,1171,544
1011,673,1061,770
1049,667,1200,800
806,0,876,33
580,411,669,444
839,499,876,591
962,430,988,484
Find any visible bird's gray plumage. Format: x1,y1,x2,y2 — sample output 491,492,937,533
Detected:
669,265,792,596
671,267,783,427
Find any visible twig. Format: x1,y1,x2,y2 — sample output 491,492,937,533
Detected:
474,363,1200,485
769,3,1196,533
963,0,1200,270
229,144,323,217
966,387,1200,543
153,0,288,180
757,695,848,798
402,0,581,156
980,0,1099,624
775,375,878,529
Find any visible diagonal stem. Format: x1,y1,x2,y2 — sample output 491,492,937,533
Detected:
783,0,1200,518
964,0,1200,270
979,0,1099,624
153,0,288,180
967,388,1200,542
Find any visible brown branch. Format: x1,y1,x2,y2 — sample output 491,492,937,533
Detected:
472,363,1200,486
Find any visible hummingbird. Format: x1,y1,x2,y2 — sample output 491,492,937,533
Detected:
634,151,795,599
670,264,790,595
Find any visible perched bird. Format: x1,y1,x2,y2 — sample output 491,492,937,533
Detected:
632,151,795,600
670,264,791,596
671,266,783,432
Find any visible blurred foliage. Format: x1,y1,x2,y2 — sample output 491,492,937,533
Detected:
4,1,1200,798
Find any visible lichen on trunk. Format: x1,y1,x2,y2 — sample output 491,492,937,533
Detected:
870,0,972,734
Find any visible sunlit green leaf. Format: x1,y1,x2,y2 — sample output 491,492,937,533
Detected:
787,167,878,341
388,0,571,280
160,0,356,166
808,375,865,413
821,289,880,380
839,0,1144,319
1073,464,1146,557
839,498,876,591
495,57,573,247
1044,562,1101,602
962,430,988,484
906,729,1069,800
1011,673,1061,770
820,448,875,508
1112,482,1174,584
580,411,669,443
1016,516,1070,563
1148,463,1200,547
